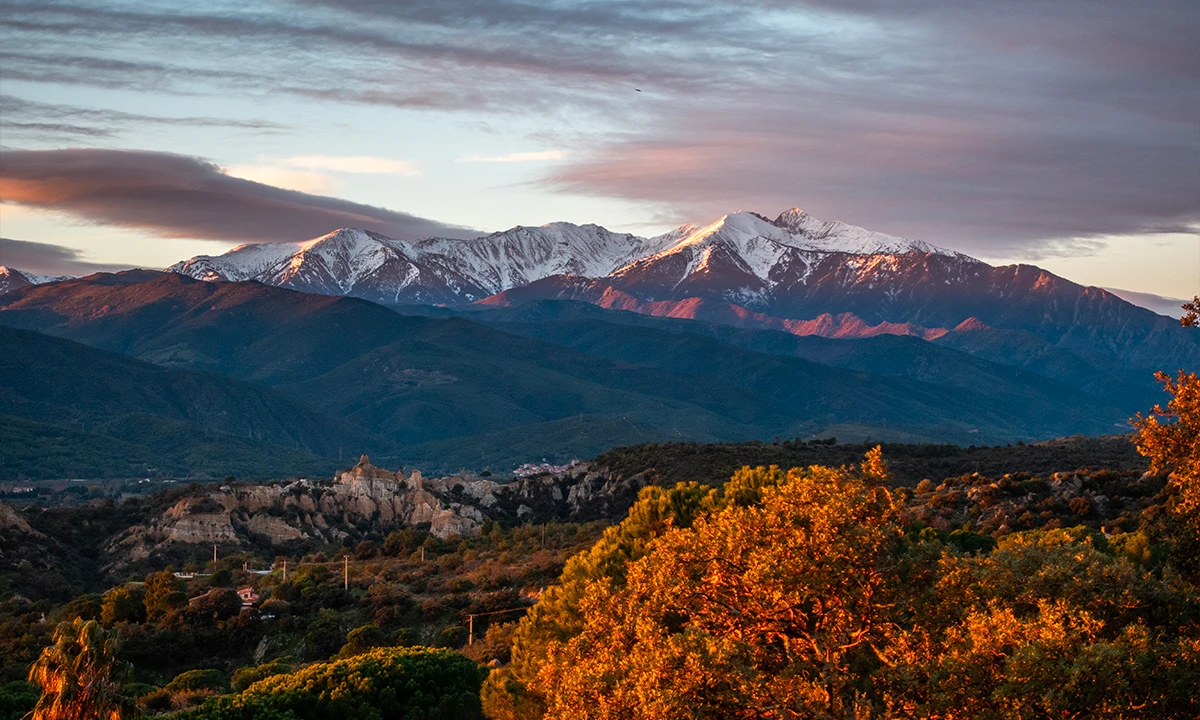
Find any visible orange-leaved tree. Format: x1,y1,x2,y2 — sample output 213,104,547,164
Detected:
1132,296,1200,533
531,459,904,719
27,618,136,720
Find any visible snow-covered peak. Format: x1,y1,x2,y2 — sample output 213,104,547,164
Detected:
772,208,960,257
166,209,980,306
0,266,74,294
169,240,303,282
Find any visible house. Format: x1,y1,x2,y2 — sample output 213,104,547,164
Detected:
237,587,260,607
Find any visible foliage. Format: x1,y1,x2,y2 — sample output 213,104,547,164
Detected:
143,572,186,621
492,452,1200,718
482,481,716,719
230,660,292,694
0,681,38,720
26,619,136,720
102,587,146,625
1133,369,1200,526
174,647,486,720
166,669,227,694
337,625,385,658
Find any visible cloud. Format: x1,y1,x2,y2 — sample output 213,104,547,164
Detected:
457,151,567,163
0,1,1196,254
0,149,476,243
0,237,133,276
284,156,421,175
0,95,285,142
224,165,334,194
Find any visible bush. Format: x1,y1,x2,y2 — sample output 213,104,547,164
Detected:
176,647,486,720
230,658,292,693
166,668,227,693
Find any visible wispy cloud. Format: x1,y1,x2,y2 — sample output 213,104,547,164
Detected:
0,0,1195,254
284,155,421,175
457,151,567,163
0,95,284,142
0,149,475,243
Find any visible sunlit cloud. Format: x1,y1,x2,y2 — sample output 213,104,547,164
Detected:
457,151,567,163
0,149,475,243
225,165,333,194
284,156,421,175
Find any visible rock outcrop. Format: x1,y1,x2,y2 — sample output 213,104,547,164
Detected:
0,501,39,537
106,455,650,563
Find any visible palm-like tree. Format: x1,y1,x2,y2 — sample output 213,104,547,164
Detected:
26,618,137,720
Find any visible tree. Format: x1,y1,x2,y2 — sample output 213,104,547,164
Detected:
534,461,903,719
101,586,145,625
26,619,136,720
1132,295,1200,572
142,571,185,622
482,481,717,720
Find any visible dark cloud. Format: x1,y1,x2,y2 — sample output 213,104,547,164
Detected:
0,238,133,276
0,0,1196,253
0,149,476,243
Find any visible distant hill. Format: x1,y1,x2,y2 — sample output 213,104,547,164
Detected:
0,272,1157,474
0,326,387,479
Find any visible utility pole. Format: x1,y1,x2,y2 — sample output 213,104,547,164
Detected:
282,560,287,581
420,547,425,563
343,556,349,590
213,545,218,563
468,614,474,646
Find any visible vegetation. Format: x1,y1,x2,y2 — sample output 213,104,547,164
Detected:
26,619,136,720
485,449,1200,718
174,647,485,720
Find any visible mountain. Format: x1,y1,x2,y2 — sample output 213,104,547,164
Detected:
0,266,70,294
0,272,1141,473
169,210,1199,378
168,209,954,307
0,325,389,479
169,224,681,305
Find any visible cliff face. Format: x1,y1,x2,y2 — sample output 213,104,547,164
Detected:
107,456,650,563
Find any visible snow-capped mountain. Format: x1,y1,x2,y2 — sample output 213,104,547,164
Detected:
167,208,1195,372
170,209,967,307
0,267,72,295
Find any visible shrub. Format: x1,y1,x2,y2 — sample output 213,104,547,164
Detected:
175,646,486,720
165,668,227,693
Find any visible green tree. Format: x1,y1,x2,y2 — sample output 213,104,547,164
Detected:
100,586,145,625
26,619,136,720
142,571,185,622
338,624,386,658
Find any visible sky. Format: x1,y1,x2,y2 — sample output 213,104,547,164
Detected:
0,0,1197,304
